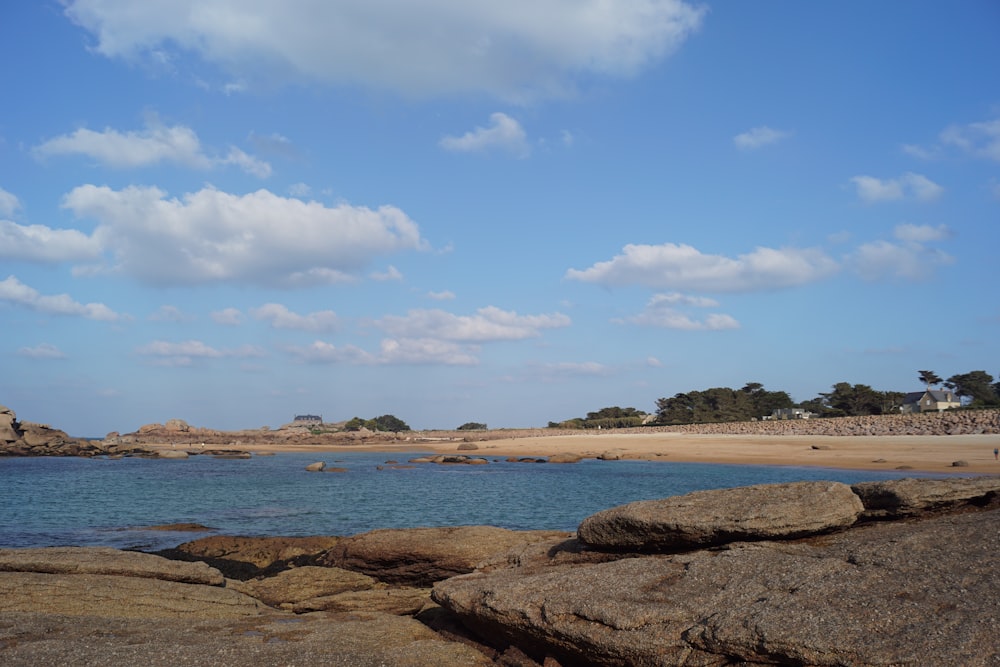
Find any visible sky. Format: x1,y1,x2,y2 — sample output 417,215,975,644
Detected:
2,1,999,436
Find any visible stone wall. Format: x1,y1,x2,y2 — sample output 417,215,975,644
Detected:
639,408,1000,437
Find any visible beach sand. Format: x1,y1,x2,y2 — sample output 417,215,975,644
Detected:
148,432,1000,475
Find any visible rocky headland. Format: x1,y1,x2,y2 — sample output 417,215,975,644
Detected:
2,476,999,665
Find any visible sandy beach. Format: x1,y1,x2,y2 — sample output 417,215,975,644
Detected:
149,432,1000,476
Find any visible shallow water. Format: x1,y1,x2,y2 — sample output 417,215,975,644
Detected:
0,452,925,551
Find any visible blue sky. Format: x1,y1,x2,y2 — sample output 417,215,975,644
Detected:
2,1,998,436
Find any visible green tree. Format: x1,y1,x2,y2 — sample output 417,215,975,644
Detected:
457,422,487,431
945,371,998,406
368,414,411,432
819,382,884,416
918,370,942,389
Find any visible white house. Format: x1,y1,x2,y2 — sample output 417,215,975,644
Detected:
900,390,961,414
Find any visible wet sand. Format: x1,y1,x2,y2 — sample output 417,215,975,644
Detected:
148,432,1000,475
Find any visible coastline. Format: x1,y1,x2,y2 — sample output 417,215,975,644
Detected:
141,432,1000,475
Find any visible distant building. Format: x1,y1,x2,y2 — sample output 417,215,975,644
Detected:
900,390,961,414
768,408,815,420
293,414,323,423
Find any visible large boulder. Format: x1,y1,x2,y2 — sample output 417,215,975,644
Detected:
320,526,574,586
434,507,1000,666
292,587,433,615
0,547,224,585
578,480,864,551
852,476,1000,519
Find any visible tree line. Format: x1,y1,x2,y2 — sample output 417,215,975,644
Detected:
550,369,1000,428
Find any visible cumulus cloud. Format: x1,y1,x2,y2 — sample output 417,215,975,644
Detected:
250,303,338,332
440,113,530,157
18,343,67,359
733,126,790,150
850,223,954,281
0,187,20,217
376,306,570,342
850,172,944,203
60,185,428,287
0,220,103,263
939,118,1000,161
33,119,271,177
211,308,244,326
135,339,265,366
566,243,839,293
63,0,705,101
427,290,456,301
0,275,124,321
623,292,740,330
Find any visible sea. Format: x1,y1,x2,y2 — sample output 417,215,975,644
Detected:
0,452,929,552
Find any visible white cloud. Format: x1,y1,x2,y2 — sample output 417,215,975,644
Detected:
733,126,790,150
33,119,271,177
0,187,20,217
0,220,103,263
211,307,244,325
64,0,705,101
850,172,943,203
623,293,740,330
440,113,530,157
377,338,479,366
893,223,952,244
285,338,478,366
850,223,954,281
288,182,311,197
646,356,663,367
18,343,67,359
940,118,1000,161
0,275,124,321
148,305,192,322
250,303,338,332
377,306,570,342
566,243,839,292
427,290,456,301
135,339,265,366
370,265,403,282
61,185,428,287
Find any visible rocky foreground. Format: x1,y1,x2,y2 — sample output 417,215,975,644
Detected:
2,476,999,666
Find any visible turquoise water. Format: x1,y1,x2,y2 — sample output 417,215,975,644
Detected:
0,452,926,551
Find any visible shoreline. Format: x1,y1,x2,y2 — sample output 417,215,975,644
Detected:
142,432,1000,475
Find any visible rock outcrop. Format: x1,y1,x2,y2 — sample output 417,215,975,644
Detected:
433,476,1000,666
578,481,864,550
319,526,575,586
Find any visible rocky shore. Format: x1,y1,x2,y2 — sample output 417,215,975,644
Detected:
2,476,999,666
4,403,998,460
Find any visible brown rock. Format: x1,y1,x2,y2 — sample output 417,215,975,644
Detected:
0,547,224,586
231,565,377,608
162,535,340,579
320,526,575,586
0,571,262,619
852,476,1000,519
292,587,433,615
547,453,583,463
434,508,1000,667
578,481,864,551
305,461,325,471
0,609,494,666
